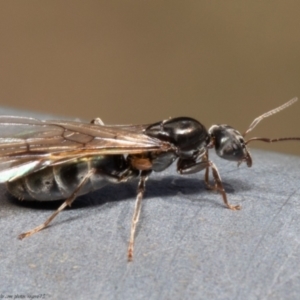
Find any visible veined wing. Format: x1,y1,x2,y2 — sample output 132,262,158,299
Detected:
0,116,172,182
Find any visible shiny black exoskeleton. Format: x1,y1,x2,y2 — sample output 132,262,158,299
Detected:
7,117,249,202
208,124,252,167
13,97,299,261
144,117,251,177
145,117,211,174
145,117,210,155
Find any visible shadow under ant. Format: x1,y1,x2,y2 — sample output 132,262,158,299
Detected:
6,174,251,211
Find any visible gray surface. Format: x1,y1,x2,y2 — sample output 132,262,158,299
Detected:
0,109,300,299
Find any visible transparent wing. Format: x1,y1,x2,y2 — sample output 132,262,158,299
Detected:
0,116,171,182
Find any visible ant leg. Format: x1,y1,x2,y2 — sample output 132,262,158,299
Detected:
178,157,240,210
204,165,216,190
208,161,241,210
128,170,151,261
203,152,217,190
18,169,96,239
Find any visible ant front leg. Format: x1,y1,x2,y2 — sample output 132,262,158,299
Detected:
201,152,217,191
197,152,219,191
177,157,240,211
207,160,241,210
204,165,216,191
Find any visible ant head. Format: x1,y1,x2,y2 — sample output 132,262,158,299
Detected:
208,125,252,167
208,97,298,167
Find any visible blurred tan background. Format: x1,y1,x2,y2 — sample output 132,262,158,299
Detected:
0,1,300,155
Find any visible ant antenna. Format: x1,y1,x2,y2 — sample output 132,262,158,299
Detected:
243,97,298,137
244,97,300,145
